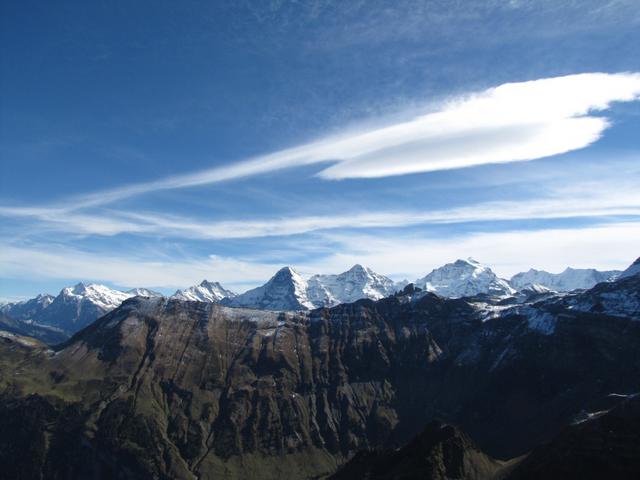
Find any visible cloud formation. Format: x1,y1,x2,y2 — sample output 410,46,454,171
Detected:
23,72,640,210
1,222,638,289
2,181,638,240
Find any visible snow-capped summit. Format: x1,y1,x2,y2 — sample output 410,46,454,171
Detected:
225,266,314,311
60,282,132,310
414,258,515,298
619,257,640,279
171,280,236,302
307,264,397,307
18,282,135,334
127,288,163,298
0,293,55,321
509,267,620,292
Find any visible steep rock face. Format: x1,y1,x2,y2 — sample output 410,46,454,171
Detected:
619,257,640,279
307,264,397,307
510,268,620,292
507,394,640,480
171,280,236,302
0,274,639,479
225,267,314,310
333,395,640,480
414,258,514,297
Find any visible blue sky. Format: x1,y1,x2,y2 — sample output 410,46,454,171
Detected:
1,0,640,300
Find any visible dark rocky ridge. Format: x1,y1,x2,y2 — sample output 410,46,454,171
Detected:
0,274,639,479
506,393,640,480
332,394,640,480
330,420,509,480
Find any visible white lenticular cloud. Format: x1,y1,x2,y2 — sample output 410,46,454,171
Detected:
316,72,640,179
25,72,640,210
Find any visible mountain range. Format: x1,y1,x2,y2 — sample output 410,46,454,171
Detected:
510,267,620,292
0,260,625,343
0,256,637,478
172,280,237,302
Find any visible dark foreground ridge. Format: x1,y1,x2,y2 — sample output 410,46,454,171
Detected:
331,394,640,480
0,271,638,479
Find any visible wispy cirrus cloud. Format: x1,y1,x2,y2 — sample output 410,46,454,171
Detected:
1,222,638,290
0,244,279,291
9,72,640,211
1,181,639,240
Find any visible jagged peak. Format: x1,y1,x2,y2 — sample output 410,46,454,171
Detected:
63,282,103,296
271,266,304,282
449,258,485,269
171,279,235,302
70,282,88,294
415,258,513,298
347,263,368,273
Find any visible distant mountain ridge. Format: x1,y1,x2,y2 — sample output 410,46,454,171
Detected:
171,280,236,302
509,267,621,292
224,264,400,311
1,258,633,341
1,283,162,341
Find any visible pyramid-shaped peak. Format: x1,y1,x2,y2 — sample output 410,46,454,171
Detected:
415,258,513,298
273,266,301,278
345,264,371,275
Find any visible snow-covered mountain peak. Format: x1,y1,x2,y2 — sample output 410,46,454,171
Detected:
272,265,302,280
510,267,621,292
61,283,133,310
67,282,88,295
269,266,310,300
226,266,314,311
34,293,55,307
461,257,482,267
307,265,397,307
345,263,368,274
127,288,163,298
171,280,236,303
415,259,514,298
0,293,55,321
